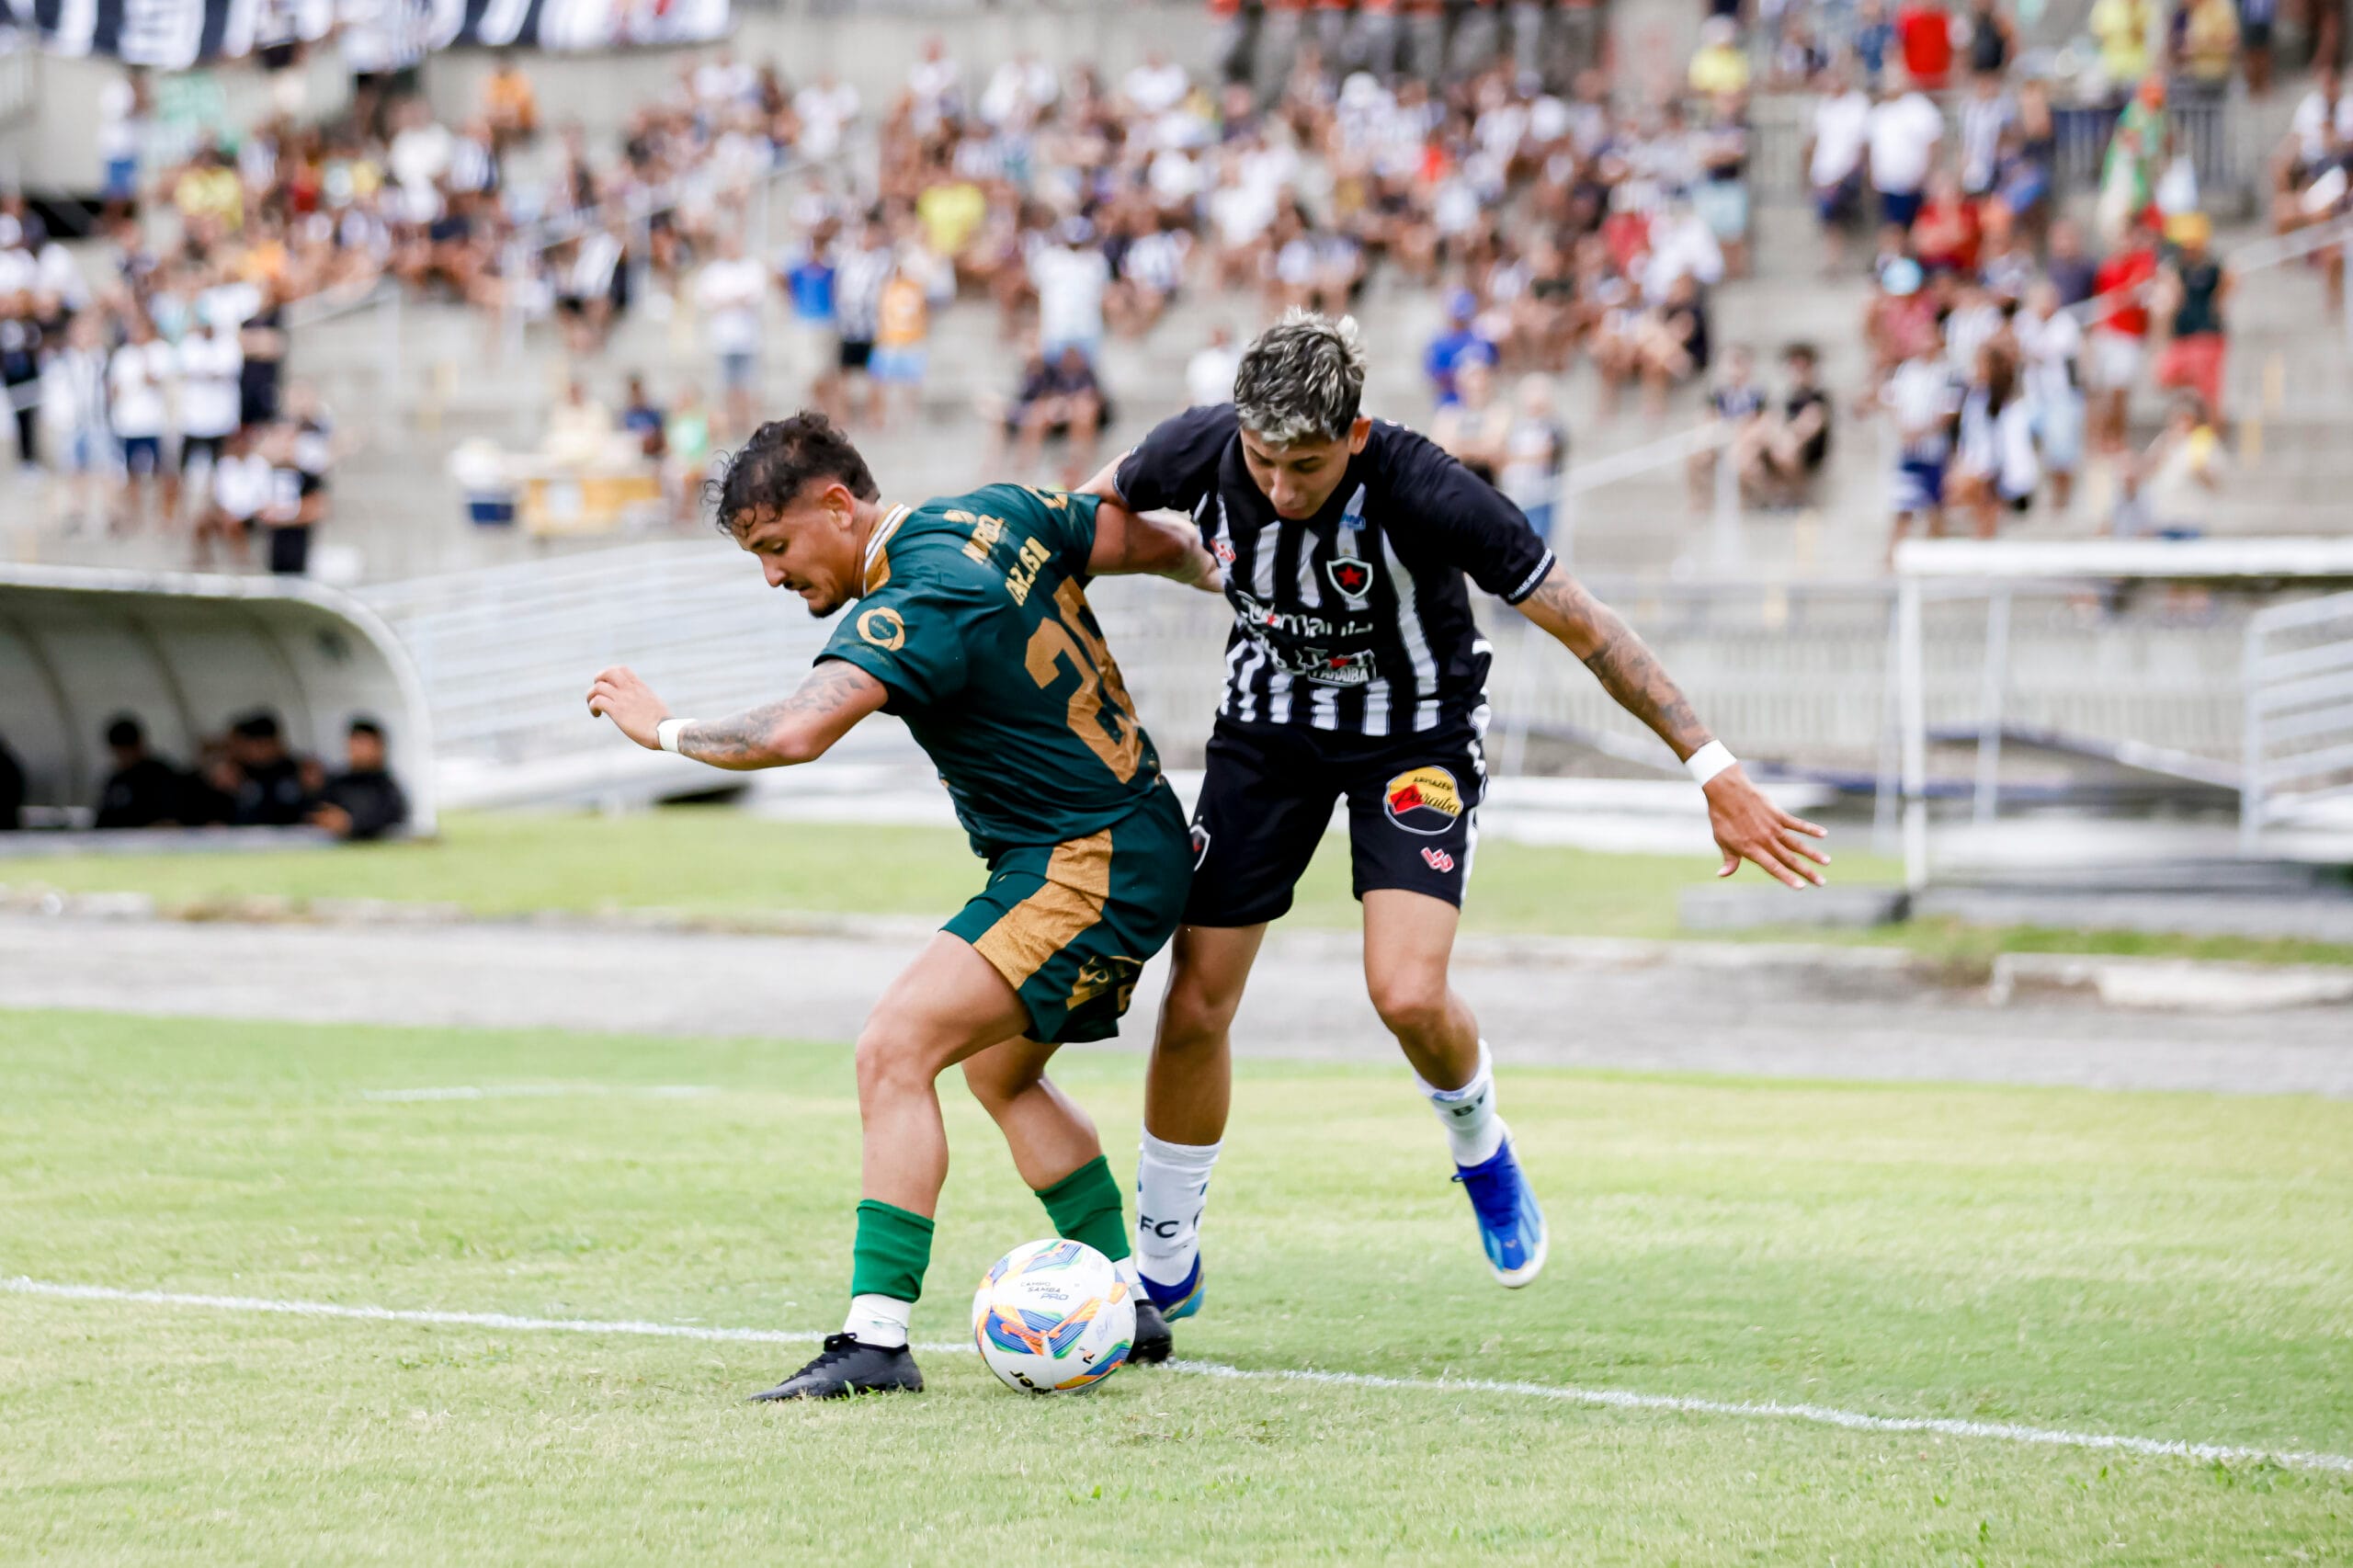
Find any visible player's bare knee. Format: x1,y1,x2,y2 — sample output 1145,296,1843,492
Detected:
959,1052,1042,1110
853,1027,938,1105
1367,973,1450,1043
1156,980,1240,1056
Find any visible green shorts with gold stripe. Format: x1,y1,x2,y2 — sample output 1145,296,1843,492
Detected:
945,782,1193,1045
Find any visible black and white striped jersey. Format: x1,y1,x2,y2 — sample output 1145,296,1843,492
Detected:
1112,403,1556,739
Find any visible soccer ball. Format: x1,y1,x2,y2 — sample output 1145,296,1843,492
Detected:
971,1238,1135,1393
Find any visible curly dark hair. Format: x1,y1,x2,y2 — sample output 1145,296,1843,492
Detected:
706,412,880,535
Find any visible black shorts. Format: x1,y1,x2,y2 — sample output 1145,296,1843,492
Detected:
179,433,227,472
838,337,874,372
1182,715,1486,927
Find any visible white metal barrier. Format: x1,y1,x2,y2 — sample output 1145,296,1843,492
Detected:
2244,588,2353,849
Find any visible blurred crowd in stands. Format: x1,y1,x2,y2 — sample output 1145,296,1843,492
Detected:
0,711,407,839
6,0,2348,561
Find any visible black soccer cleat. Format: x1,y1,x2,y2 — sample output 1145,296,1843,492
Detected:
748,1334,924,1401
1129,1297,1174,1366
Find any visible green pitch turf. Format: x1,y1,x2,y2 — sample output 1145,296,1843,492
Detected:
9,806,2352,968
4,1010,2347,1563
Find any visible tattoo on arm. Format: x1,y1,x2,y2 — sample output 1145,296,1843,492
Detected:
1527,574,1711,760
681,662,876,768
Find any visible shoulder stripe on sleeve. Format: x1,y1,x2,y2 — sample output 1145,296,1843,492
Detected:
1505,550,1558,605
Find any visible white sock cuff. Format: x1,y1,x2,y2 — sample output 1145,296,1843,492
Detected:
844,1292,912,1349
1140,1131,1222,1173
1416,1041,1495,1103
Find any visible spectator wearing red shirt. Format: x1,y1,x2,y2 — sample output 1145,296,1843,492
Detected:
1896,0,1958,90
2088,210,2162,450
1911,169,1983,273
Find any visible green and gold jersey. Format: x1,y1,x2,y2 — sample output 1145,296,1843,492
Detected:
818,483,1165,854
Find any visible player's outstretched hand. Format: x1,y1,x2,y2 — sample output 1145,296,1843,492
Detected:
1704,767,1830,889
586,665,671,751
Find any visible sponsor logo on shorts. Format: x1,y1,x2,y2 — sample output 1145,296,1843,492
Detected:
1189,823,1212,869
857,607,906,650
1066,954,1144,1012
1384,767,1463,835
1420,846,1456,873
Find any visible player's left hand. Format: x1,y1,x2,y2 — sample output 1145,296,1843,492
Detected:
586,665,671,750
1704,767,1830,889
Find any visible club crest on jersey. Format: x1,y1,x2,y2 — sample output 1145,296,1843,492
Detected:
857,607,906,651
1421,846,1457,872
1328,483,1374,608
1384,767,1462,835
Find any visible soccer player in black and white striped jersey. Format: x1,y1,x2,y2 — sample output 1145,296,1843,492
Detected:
1081,313,1829,1348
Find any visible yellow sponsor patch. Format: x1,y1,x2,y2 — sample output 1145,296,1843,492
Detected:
1383,767,1462,835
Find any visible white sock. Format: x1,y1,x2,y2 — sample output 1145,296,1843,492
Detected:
1112,1256,1143,1295
842,1293,912,1349
1134,1131,1222,1288
1419,1042,1506,1166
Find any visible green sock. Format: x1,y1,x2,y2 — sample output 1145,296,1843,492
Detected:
1034,1153,1131,1263
849,1199,936,1303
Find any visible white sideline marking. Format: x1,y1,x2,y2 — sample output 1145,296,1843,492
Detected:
6,1276,2348,1474
359,1085,718,1103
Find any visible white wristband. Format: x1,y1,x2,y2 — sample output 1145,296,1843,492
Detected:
1684,739,1737,788
655,718,691,755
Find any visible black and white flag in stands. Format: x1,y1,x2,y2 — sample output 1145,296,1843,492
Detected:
0,0,727,67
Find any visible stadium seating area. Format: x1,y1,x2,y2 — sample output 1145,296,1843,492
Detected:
0,0,2346,599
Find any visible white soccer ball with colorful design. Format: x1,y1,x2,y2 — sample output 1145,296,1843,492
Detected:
971,1238,1135,1393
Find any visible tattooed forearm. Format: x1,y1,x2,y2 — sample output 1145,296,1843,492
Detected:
680,662,881,769
1519,573,1712,760
1580,627,1710,760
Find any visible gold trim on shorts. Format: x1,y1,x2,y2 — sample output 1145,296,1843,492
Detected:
972,829,1114,987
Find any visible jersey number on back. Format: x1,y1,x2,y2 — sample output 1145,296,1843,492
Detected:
1025,581,1145,783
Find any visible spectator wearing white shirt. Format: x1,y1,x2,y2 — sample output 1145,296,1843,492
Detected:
1808,64,1873,270
906,36,962,132
108,317,174,531
1878,320,1962,559
692,50,756,113
794,72,860,162
1185,324,1243,409
1030,219,1111,369
176,314,244,484
1867,77,1944,230
2017,279,2085,510
98,74,147,211
981,52,1059,129
694,232,769,438
1124,49,1191,117
199,423,270,570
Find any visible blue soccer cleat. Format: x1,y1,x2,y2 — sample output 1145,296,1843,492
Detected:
1452,1130,1548,1288
1140,1254,1206,1322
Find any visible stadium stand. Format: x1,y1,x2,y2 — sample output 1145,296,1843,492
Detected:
0,0,2345,843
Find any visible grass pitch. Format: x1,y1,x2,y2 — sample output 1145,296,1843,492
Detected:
10,806,2353,968
5,1009,2348,1563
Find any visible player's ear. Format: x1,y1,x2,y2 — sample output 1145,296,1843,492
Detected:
1347,416,1373,454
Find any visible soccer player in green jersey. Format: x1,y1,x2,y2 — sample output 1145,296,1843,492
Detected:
586,414,1220,1399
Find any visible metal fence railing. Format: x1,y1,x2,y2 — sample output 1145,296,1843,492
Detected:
2244,589,2353,848
1741,85,2261,210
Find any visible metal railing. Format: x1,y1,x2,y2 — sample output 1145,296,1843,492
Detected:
1740,85,2263,209
2243,589,2353,848
362,542,835,767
